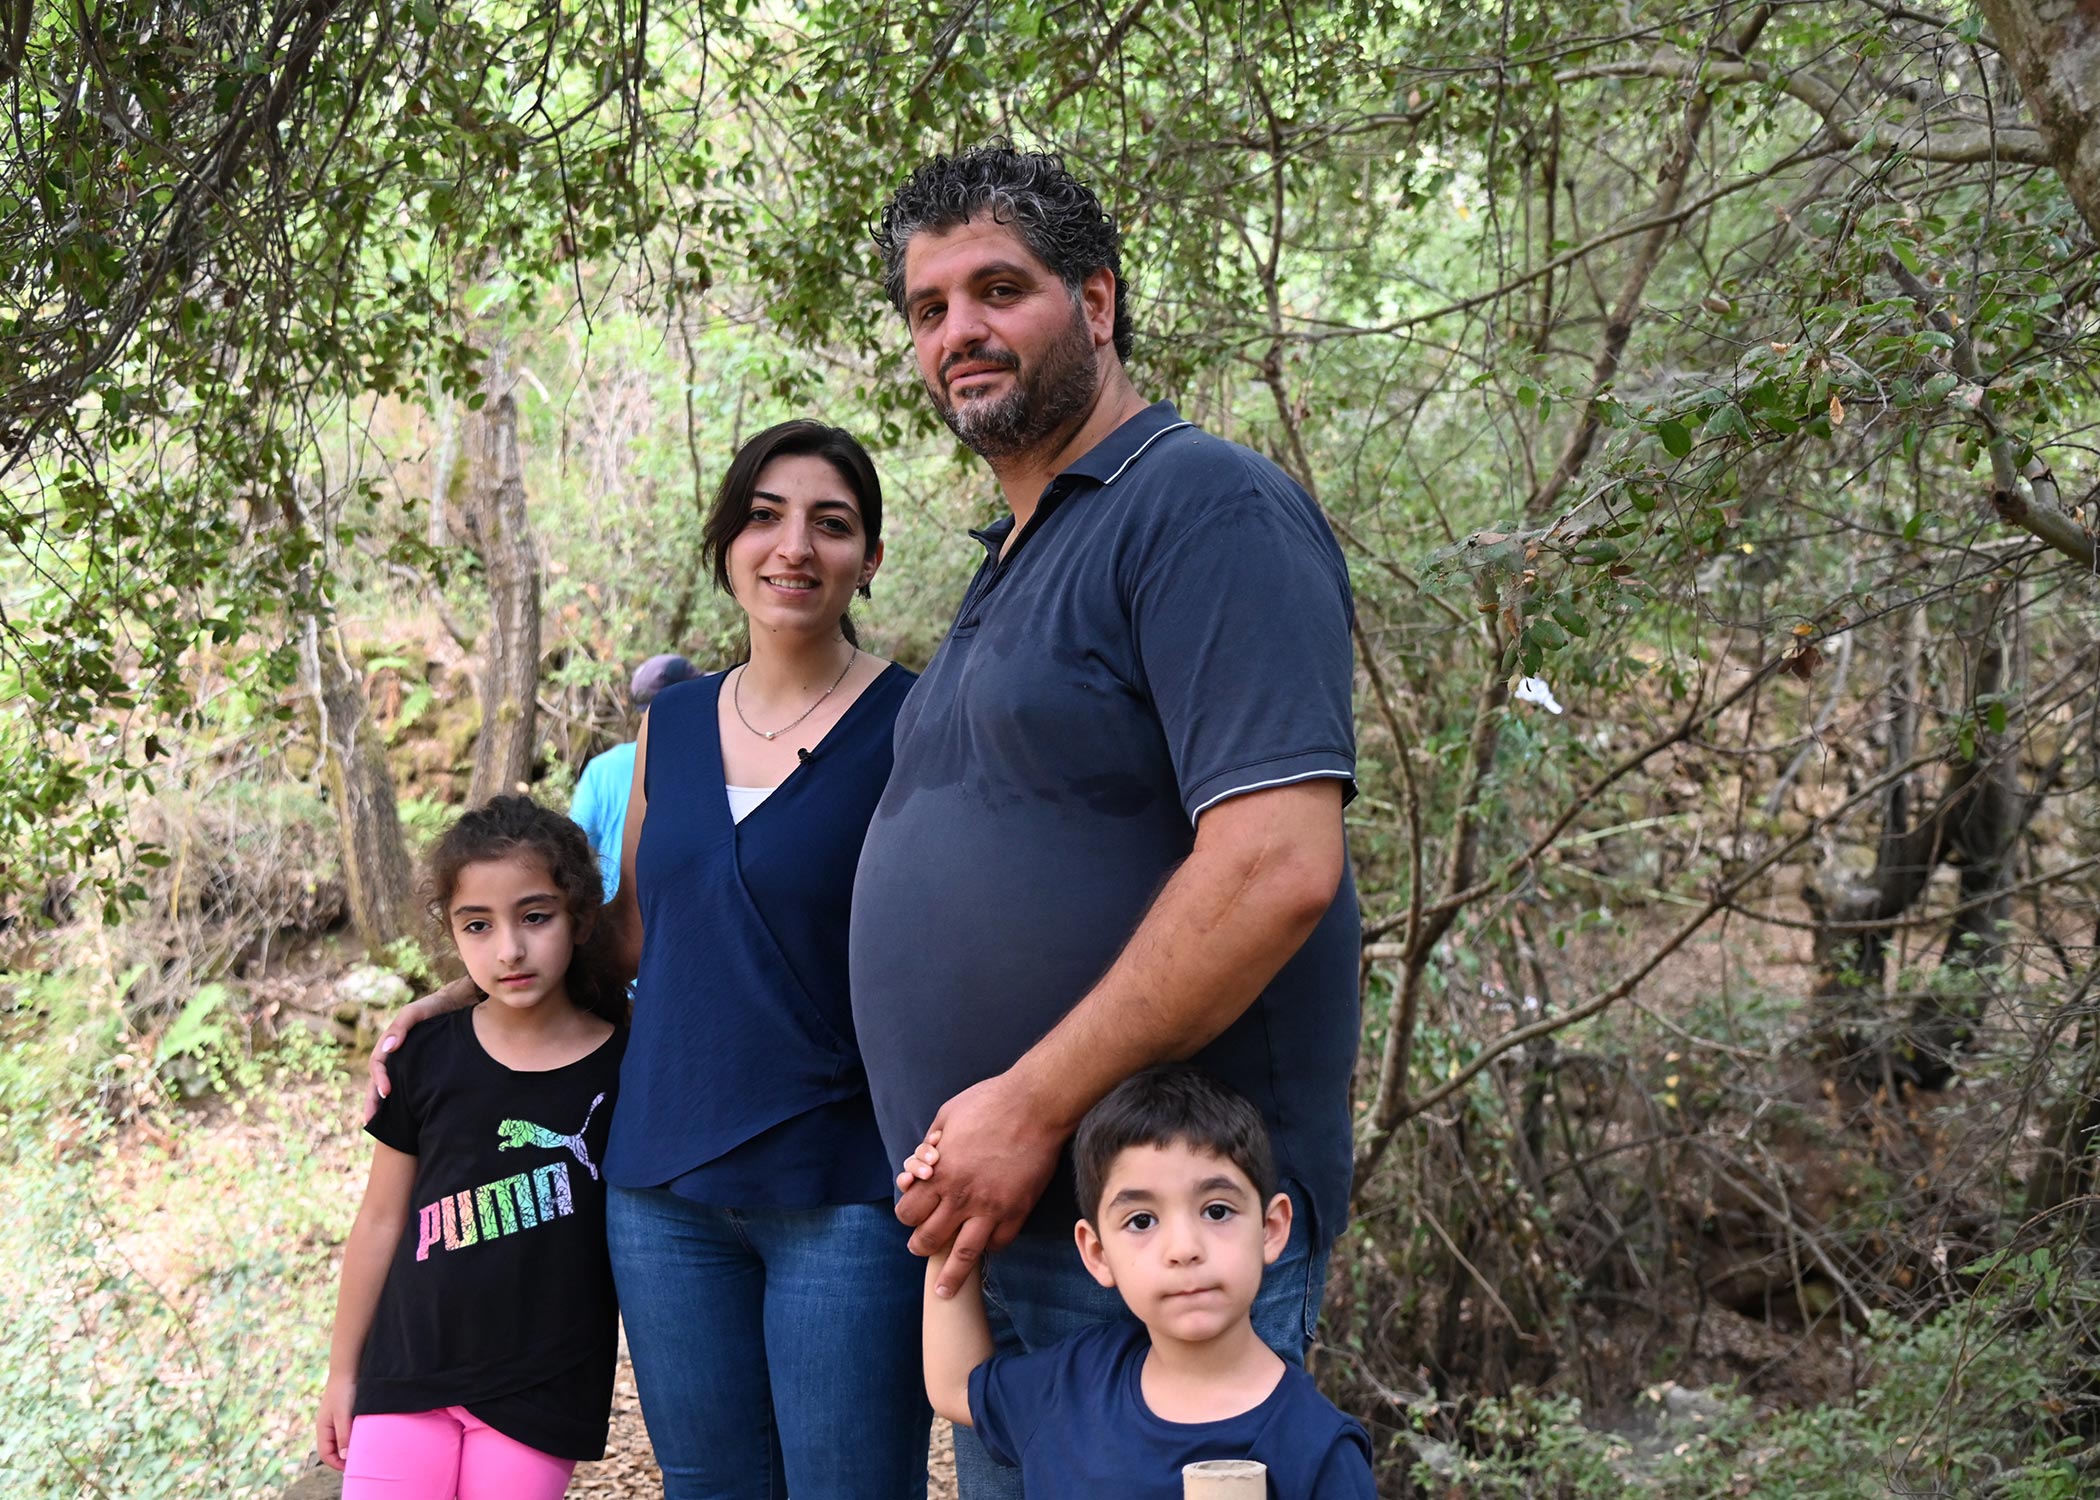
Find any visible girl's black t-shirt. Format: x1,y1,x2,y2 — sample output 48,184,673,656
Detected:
358,1006,625,1461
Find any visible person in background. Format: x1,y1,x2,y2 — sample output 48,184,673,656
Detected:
569,653,697,902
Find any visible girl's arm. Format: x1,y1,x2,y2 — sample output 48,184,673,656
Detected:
317,1142,417,1471
922,1247,993,1428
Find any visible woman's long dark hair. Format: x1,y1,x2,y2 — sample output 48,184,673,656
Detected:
700,419,884,647
423,795,629,1026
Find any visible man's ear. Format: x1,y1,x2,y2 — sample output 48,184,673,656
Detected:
1080,267,1116,349
1260,1192,1293,1267
1075,1217,1118,1290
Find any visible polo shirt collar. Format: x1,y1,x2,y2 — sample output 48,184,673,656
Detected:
967,401,1193,561
1059,401,1191,488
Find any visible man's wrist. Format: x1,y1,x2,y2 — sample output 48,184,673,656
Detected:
1000,1054,1093,1140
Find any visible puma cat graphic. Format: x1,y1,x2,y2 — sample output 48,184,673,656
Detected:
496,1092,606,1180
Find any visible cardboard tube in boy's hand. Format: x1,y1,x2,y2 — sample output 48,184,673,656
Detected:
1183,1459,1266,1496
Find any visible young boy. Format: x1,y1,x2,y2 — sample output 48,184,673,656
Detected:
918,1065,1376,1497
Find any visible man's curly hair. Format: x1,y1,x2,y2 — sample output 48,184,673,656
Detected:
874,143,1134,360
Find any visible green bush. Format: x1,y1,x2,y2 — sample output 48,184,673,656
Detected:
1,962,349,1498
1400,1300,2086,1497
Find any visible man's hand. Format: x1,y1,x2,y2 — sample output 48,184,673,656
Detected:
897,1073,1064,1297
362,977,478,1122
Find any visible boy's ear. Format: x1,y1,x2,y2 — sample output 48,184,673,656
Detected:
1260,1192,1292,1266
1074,1218,1118,1290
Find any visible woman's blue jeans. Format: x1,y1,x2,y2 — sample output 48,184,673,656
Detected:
607,1186,930,1500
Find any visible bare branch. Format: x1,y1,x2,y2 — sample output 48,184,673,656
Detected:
1555,55,2052,165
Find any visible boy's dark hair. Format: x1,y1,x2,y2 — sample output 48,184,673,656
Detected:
423,794,629,1026
700,418,884,648
1073,1065,1276,1223
874,143,1135,361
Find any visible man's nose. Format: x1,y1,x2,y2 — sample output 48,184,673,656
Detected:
940,297,991,358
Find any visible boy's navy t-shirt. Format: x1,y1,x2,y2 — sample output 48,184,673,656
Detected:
968,1321,1376,1498
360,1006,624,1461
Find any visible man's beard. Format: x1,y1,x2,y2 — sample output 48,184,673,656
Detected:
930,305,1100,462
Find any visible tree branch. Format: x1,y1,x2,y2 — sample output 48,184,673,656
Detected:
1555,55,2052,165
1531,4,1776,515
1885,253,2099,570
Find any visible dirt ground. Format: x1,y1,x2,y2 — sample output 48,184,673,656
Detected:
572,1346,959,1500
287,1364,957,1500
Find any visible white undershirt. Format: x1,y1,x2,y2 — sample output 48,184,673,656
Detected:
724,783,776,824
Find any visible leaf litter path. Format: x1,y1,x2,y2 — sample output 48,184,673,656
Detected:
563,1338,956,1500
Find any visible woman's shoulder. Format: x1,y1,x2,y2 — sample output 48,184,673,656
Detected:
846,658,916,734
648,671,726,713
868,657,918,698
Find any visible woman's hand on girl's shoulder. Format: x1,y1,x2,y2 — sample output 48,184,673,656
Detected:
316,1373,356,1471
363,975,479,1122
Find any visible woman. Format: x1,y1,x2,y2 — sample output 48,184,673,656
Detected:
370,420,929,1498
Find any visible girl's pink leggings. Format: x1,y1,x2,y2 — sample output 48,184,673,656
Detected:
342,1406,577,1500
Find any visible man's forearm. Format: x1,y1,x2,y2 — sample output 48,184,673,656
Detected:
1006,780,1344,1134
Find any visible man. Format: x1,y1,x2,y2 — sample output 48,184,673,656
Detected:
849,145,1362,1499
569,652,695,901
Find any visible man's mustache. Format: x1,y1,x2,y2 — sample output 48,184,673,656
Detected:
940,347,1021,383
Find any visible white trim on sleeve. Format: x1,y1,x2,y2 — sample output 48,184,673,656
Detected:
1189,767,1354,823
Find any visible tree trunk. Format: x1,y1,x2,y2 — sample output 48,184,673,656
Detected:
301,612,417,958
1981,0,2100,241
426,372,458,550
1806,597,2025,1089
465,391,541,806
1903,605,2022,1087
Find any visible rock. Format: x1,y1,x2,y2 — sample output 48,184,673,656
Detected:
335,965,411,1019
1659,1380,1729,1424
279,1457,341,1500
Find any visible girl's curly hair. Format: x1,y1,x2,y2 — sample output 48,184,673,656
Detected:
423,794,628,1026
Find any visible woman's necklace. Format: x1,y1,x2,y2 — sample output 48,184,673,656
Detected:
733,647,857,741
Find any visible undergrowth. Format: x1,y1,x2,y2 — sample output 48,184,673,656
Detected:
1397,1299,2088,1497
1,961,353,1499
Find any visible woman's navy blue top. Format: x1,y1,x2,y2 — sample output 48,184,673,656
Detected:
603,662,913,1208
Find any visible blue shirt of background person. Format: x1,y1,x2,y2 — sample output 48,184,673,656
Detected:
569,653,695,902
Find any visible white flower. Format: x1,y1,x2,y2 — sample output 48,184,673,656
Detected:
1514,676,1564,714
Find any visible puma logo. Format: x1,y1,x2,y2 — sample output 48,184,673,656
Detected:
496,1092,606,1180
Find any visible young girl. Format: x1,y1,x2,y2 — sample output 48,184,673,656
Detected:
317,795,628,1499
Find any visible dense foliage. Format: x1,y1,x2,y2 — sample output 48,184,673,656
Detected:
3,0,2097,1493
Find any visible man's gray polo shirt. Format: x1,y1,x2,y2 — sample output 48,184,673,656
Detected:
851,402,1361,1240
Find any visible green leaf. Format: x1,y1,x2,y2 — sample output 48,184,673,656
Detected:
1658,419,1692,458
